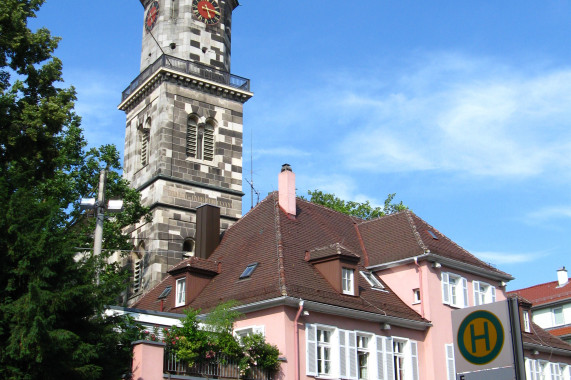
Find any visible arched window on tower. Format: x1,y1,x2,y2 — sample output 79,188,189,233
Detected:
139,119,151,167
186,116,214,161
182,238,195,257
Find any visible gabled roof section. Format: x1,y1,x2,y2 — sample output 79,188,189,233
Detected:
523,322,571,355
508,279,571,308
358,210,510,278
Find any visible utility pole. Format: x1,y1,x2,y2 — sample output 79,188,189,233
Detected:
93,169,107,259
80,168,123,285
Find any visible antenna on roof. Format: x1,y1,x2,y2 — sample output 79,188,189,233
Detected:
246,125,260,209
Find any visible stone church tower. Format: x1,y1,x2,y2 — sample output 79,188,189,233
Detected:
118,0,252,302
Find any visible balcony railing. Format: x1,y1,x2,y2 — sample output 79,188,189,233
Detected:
164,352,274,380
121,55,250,101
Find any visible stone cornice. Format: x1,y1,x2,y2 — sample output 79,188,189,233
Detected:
118,67,253,112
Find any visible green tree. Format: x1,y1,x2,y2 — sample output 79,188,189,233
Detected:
0,1,149,379
305,190,407,220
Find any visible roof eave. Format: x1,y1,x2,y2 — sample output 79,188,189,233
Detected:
367,253,514,282
524,342,571,357
224,296,431,331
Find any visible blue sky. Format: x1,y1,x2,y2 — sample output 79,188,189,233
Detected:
32,1,571,291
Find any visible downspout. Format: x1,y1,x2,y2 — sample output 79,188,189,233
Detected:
414,257,425,319
294,300,304,380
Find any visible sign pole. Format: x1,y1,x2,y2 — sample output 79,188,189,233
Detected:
508,297,526,380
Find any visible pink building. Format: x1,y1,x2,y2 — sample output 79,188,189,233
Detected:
125,165,571,379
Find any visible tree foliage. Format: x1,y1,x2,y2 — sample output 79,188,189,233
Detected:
168,302,281,374
0,1,149,379
305,190,407,220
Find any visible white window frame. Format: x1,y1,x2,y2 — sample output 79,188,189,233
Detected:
175,277,186,307
523,310,531,333
552,363,563,380
360,271,385,291
413,288,421,304
234,325,265,340
473,280,496,306
317,327,334,376
356,333,372,380
306,325,418,380
553,307,565,327
342,267,355,295
442,272,469,308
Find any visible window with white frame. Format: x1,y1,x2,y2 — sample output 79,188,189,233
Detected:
552,363,563,380
305,325,419,380
393,339,406,380
317,328,333,376
445,344,456,380
357,335,371,380
442,272,468,308
342,267,355,295
413,288,421,304
523,310,531,333
360,271,384,290
539,360,549,380
553,307,565,327
175,277,186,307
234,325,265,340
473,280,496,305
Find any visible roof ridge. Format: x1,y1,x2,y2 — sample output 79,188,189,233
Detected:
410,212,500,272
356,209,410,226
272,192,288,296
404,210,428,251
296,197,364,223
508,279,562,293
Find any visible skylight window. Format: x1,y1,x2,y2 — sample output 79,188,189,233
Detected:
158,286,172,300
240,263,258,279
428,230,439,240
360,271,384,290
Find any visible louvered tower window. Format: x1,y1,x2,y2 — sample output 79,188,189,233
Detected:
140,119,150,167
132,243,145,293
187,116,214,161
186,116,198,157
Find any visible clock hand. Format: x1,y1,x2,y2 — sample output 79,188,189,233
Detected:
202,5,220,16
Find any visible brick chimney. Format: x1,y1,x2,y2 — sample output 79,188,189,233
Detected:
278,164,296,216
557,266,568,287
195,204,220,259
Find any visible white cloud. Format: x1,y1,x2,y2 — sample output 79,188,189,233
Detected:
277,53,571,180
526,206,571,222
473,250,544,265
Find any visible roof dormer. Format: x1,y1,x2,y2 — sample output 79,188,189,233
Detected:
167,257,220,309
305,243,360,296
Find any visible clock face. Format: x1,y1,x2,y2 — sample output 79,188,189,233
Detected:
145,1,160,32
192,0,221,25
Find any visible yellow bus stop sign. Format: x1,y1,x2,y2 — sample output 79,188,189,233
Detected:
457,310,505,365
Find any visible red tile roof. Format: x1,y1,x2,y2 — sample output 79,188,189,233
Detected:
508,280,571,307
523,322,571,353
134,194,508,323
548,325,571,338
358,211,508,276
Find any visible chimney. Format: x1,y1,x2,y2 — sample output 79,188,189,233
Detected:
278,164,296,216
557,266,568,287
195,204,220,259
